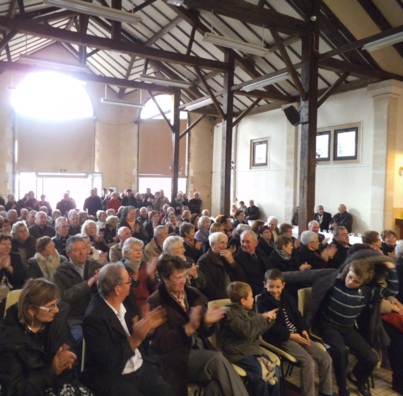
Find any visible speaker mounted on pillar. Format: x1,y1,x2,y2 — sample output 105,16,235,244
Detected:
283,105,300,126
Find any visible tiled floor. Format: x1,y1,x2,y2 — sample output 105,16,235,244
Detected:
284,361,400,396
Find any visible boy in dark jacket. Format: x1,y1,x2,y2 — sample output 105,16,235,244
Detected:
218,281,280,396
257,269,334,396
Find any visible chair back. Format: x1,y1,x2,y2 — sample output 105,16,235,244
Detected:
297,287,312,317
4,289,22,317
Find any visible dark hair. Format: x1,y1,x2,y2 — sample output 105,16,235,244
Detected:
215,215,229,225
120,206,135,222
66,235,85,253
274,236,292,250
279,223,293,235
380,229,397,241
257,225,271,235
0,232,12,243
264,269,284,282
98,262,125,298
157,253,187,281
227,281,251,303
35,236,52,253
361,231,380,245
234,209,244,218
251,220,265,234
179,222,195,237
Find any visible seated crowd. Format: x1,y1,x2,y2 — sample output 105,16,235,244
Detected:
0,190,402,396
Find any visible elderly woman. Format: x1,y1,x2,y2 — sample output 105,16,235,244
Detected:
380,229,397,258
26,236,67,280
11,221,36,266
96,210,107,229
0,278,92,395
268,236,310,272
163,235,207,291
179,223,202,262
119,206,146,241
121,237,158,315
195,215,211,243
0,233,26,316
81,219,109,254
148,253,248,396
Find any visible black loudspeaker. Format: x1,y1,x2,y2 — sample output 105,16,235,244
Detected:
283,105,300,126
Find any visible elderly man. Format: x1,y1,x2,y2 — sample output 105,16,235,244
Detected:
188,192,202,214
52,216,70,256
197,232,245,301
6,209,18,226
67,210,81,236
53,235,102,341
29,211,56,239
308,220,330,247
148,253,249,396
26,210,37,227
267,216,280,239
314,205,332,232
330,204,353,233
234,230,271,296
18,208,28,222
144,225,168,261
329,226,351,268
244,199,260,221
163,235,207,291
109,226,132,262
295,231,337,270
83,189,103,217
82,262,174,396
56,191,76,216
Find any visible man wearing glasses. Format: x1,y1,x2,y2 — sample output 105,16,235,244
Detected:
82,262,175,396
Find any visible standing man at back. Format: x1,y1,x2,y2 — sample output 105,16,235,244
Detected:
83,189,103,217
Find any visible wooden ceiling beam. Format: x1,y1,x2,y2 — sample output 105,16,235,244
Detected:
0,15,228,71
184,0,306,36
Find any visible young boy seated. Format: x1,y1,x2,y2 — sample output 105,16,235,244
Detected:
218,281,280,396
257,269,334,396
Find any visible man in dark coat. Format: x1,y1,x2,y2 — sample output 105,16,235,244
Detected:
314,205,332,232
330,204,353,233
83,189,102,217
244,199,260,221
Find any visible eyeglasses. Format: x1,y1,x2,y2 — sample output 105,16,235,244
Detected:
37,298,60,313
120,277,133,286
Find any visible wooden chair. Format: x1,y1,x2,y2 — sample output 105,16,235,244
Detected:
3,289,22,317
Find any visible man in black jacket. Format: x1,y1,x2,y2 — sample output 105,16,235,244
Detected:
314,205,332,232
244,199,260,221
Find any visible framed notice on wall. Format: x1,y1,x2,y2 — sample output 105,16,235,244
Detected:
251,138,269,168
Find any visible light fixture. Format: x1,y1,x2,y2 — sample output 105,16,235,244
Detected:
18,55,90,73
184,97,214,111
43,0,142,24
167,0,184,5
241,72,289,92
362,32,403,52
138,74,192,88
101,98,144,108
203,33,269,57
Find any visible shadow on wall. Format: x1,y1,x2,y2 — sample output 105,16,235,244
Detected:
349,208,369,234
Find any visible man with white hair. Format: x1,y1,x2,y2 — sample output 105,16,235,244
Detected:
6,209,18,226
267,216,280,239
197,232,245,300
308,220,329,247
52,216,70,256
28,211,56,239
68,210,81,236
234,230,271,296
295,231,336,270
109,226,133,262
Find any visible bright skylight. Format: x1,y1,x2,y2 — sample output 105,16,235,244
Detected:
140,94,187,120
11,71,93,120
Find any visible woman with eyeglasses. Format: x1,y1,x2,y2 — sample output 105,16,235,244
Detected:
0,278,93,396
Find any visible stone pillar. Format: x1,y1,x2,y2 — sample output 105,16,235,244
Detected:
368,80,403,231
187,114,215,213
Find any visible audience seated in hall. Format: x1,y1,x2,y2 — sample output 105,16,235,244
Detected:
380,229,397,258
314,205,332,232
119,206,146,241
329,226,351,268
109,226,132,262
121,237,158,315
29,211,56,239
162,235,207,291
82,262,174,396
330,204,353,233
228,223,251,252
197,231,245,301
244,199,260,221
179,222,203,262
52,216,70,257
215,214,233,238
295,231,337,270
278,222,299,249
27,236,67,280
56,191,77,216
53,235,102,342
11,220,36,267
81,219,110,257
144,225,169,261
234,230,272,296
148,253,249,396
